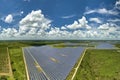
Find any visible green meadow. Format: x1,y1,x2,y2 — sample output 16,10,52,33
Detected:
74,49,120,80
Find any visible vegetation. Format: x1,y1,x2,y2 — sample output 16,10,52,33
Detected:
0,48,14,80
0,76,8,80
115,44,120,48
74,49,120,80
8,47,27,80
52,43,95,48
0,48,9,73
66,49,85,80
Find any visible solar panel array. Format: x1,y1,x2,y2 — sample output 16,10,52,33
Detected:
24,48,48,80
24,46,84,80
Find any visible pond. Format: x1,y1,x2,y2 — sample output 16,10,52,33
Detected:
96,43,115,49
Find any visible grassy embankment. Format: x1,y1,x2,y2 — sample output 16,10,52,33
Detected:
74,49,120,80
52,43,95,48
0,48,13,80
0,48,9,73
8,47,27,80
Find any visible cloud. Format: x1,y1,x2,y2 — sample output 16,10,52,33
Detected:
107,19,120,22
46,27,78,39
61,26,66,30
0,26,2,31
66,16,91,30
1,28,17,37
98,23,109,30
23,0,30,2
115,0,120,10
19,10,51,35
84,8,119,15
61,14,75,19
4,14,13,23
89,18,102,23
66,21,79,29
0,9,120,40
98,23,118,32
0,10,51,39
12,11,24,16
1,11,23,22
97,23,120,38
21,11,24,14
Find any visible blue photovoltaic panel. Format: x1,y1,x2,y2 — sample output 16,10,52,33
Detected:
24,46,84,80
24,48,48,80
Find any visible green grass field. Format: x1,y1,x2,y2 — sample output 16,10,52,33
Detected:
9,47,27,80
74,49,120,80
115,44,120,48
0,48,9,73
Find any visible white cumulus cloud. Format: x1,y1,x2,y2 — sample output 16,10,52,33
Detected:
0,9,120,40
4,14,13,23
1,28,17,37
115,0,120,10
98,23,118,33
98,23,110,30
66,16,91,30
61,26,66,30
19,10,51,35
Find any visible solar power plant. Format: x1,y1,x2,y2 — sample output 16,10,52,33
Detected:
23,46,84,80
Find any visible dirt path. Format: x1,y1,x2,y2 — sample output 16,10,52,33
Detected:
7,47,13,77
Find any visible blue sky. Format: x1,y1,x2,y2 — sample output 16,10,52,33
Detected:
0,0,120,40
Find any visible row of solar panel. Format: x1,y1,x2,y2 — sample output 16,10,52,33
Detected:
24,48,48,80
